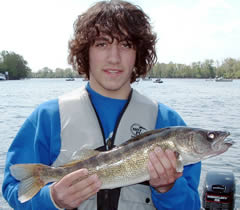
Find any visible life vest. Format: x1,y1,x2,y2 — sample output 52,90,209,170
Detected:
53,87,158,210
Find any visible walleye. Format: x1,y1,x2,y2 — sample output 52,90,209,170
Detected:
10,126,233,203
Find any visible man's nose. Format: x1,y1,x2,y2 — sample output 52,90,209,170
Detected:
107,44,121,64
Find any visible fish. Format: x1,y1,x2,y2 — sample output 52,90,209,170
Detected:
10,126,233,203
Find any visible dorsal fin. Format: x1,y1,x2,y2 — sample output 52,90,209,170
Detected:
60,148,100,167
118,127,171,147
60,159,85,167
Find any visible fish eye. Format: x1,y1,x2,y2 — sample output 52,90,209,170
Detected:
207,132,215,140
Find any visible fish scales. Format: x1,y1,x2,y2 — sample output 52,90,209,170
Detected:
92,143,149,188
92,133,179,188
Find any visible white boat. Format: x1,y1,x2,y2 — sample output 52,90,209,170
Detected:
142,76,152,81
215,77,233,82
65,78,75,81
0,73,6,80
153,78,163,83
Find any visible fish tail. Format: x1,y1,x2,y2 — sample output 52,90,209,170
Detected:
10,163,51,203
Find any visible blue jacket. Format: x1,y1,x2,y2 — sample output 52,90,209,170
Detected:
2,84,201,209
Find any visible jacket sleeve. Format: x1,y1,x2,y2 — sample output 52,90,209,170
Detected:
2,99,61,210
151,163,201,210
151,103,201,210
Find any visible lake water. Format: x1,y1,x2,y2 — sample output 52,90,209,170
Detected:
0,78,239,209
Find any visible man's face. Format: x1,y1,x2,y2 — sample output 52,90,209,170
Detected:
88,34,136,99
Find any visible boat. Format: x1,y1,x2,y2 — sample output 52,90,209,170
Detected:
153,78,163,83
0,73,6,80
215,77,233,82
142,76,152,81
65,78,75,81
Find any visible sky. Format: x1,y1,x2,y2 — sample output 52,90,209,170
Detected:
0,0,240,72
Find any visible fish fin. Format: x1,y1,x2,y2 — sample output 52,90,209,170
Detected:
119,127,172,147
73,148,100,160
62,149,100,167
18,176,43,203
176,153,184,172
61,159,84,167
10,164,50,203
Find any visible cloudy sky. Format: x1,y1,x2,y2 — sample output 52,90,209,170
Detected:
1,0,240,71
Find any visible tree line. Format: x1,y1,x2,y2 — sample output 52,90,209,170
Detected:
31,67,80,78
1,50,240,80
150,59,240,79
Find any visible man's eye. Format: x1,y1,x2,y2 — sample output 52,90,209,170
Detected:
121,41,133,48
95,42,107,47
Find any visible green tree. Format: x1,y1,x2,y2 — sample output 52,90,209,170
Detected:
218,58,239,78
201,59,216,78
32,67,54,78
0,51,31,79
55,68,65,78
191,62,202,78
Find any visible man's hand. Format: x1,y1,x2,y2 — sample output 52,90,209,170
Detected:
51,169,101,209
148,147,182,193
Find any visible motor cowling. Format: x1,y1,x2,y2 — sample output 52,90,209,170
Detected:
202,170,235,210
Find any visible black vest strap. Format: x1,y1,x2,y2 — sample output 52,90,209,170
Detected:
97,188,121,210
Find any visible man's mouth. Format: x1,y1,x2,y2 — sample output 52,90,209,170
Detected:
104,69,123,74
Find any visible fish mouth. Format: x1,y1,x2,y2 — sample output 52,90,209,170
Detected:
211,131,234,153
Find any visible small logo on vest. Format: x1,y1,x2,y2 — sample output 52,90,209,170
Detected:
130,123,147,137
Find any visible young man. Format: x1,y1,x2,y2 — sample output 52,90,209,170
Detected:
2,1,201,209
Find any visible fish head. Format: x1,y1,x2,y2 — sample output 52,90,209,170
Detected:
174,127,233,162
194,130,232,158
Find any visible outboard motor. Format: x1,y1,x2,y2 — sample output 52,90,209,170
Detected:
202,170,235,210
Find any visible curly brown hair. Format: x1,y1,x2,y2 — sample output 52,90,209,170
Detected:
68,0,157,83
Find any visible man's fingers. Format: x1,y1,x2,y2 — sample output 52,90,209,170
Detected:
147,157,159,179
58,168,88,187
148,147,182,186
68,174,101,196
149,150,166,177
51,169,102,208
165,149,177,169
67,175,102,207
153,147,175,178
